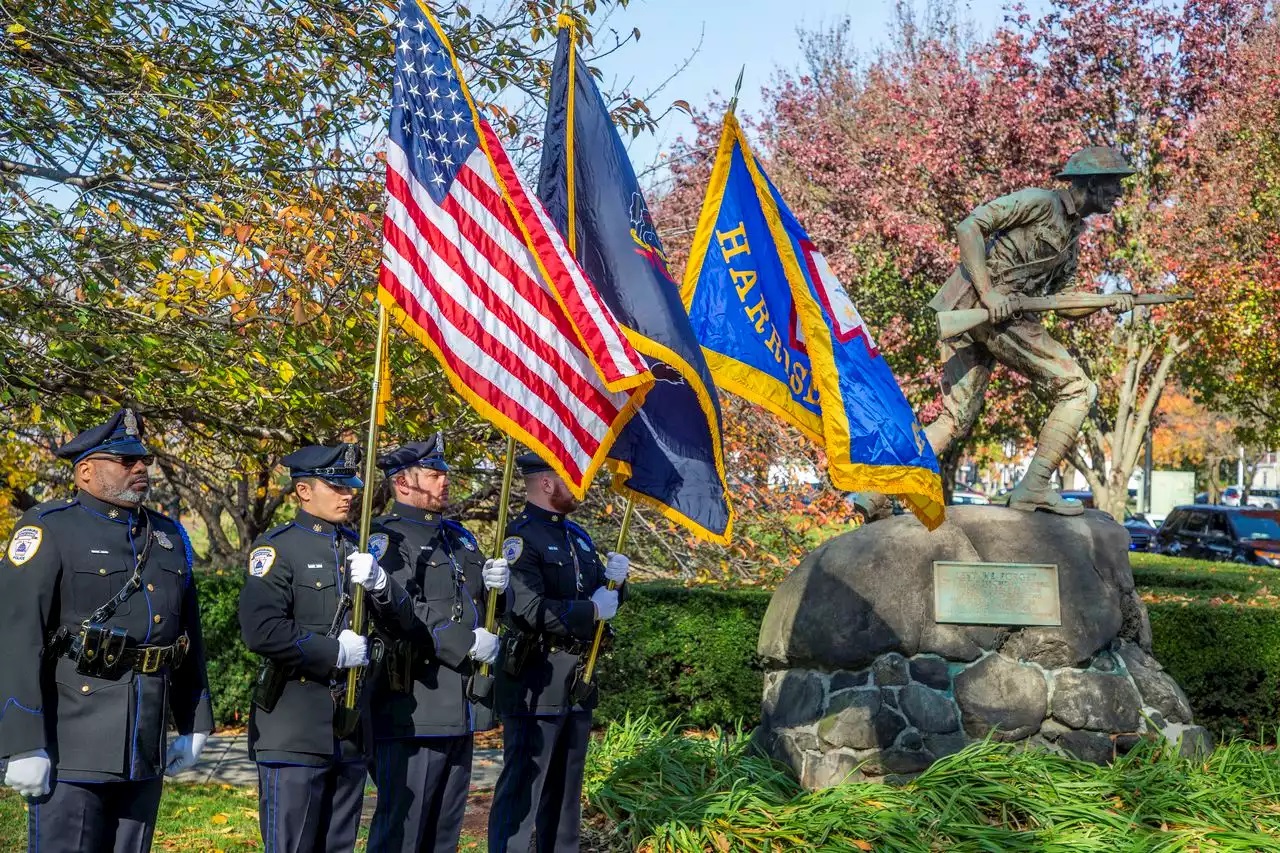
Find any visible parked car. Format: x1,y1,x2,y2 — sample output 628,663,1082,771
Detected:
1221,486,1280,509
950,488,991,506
1122,512,1158,551
1060,490,1095,509
1154,506,1280,566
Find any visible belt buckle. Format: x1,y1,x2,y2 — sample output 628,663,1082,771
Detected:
140,645,163,674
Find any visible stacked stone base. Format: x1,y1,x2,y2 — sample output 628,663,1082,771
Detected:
762,641,1210,788
754,506,1212,790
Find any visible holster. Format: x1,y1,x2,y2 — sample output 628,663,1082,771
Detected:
75,623,130,678
385,638,415,694
253,660,288,712
500,632,535,678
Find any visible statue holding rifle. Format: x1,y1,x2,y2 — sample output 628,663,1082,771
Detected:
925,146,1187,516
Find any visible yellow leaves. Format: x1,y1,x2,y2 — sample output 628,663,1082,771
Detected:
6,22,26,33
276,361,296,383
172,247,189,263
210,813,228,825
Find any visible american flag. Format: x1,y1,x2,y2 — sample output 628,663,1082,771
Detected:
377,0,652,494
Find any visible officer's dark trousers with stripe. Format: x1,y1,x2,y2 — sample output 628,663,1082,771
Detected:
27,776,164,853
487,712,591,853
256,761,365,853
368,735,473,852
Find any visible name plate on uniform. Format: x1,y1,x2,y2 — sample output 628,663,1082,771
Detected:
933,561,1061,626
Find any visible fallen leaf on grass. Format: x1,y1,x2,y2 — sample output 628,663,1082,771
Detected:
211,813,229,825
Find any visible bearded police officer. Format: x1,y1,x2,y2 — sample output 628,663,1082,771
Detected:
0,409,213,853
487,453,631,853
366,434,511,852
238,443,414,853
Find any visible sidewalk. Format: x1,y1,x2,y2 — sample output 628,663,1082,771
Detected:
172,733,504,790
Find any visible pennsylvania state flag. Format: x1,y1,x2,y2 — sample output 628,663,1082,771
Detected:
683,114,944,529
537,17,733,543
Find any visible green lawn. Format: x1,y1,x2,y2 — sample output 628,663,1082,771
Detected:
0,784,486,852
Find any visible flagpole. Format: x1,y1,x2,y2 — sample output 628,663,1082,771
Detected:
343,304,390,715
556,7,630,692
478,435,517,682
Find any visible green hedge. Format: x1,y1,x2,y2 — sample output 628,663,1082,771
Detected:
195,569,257,726
194,556,1280,739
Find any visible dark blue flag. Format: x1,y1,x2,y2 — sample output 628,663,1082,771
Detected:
537,20,733,543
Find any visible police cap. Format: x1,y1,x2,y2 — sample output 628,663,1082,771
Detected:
283,443,363,488
55,408,150,464
516,452,553,477
377,432,449,475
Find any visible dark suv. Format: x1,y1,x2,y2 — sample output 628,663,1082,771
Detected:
1154,506,1280,567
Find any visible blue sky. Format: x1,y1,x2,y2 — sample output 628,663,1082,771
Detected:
583,0,1048,181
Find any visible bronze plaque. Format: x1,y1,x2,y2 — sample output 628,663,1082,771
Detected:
933,561,1061,626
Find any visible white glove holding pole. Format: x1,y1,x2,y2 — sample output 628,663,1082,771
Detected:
346,552,387,592
335,629,369,668
604,552,630,584
3,749,51,798
482,558,510,592
590,587,619,621
165,732,209,776
469,628,500,664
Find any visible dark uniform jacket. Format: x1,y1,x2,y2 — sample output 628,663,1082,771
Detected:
369,502,505,737
0,492,213,782
238,510,413,765
495,504,620,715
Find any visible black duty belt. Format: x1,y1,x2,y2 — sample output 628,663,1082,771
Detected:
60,631,189,675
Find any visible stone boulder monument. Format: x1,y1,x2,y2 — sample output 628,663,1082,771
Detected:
756,506,1210,789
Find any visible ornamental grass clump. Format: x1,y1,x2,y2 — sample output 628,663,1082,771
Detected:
585,714,1280,852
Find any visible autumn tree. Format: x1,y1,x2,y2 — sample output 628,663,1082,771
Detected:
0,0,652,556
1164,13,1280,451
654,0,1271,522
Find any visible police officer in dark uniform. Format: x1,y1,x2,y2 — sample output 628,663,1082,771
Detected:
0,409,213,853
366,433,511,852
487,453,631,853
238,443,414,853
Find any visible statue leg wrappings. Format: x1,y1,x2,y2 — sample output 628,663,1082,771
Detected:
989,320,1098,515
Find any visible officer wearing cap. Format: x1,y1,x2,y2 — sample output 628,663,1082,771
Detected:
366,433,511,852
925,145,1137,516
487,452,631,853
238,442,414,853
0,408,213,852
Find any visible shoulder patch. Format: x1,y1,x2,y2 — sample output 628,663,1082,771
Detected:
502,536,523,563
445,520,478,551
368,533,389,562
248,546,277,577
6,526,43,566
566,521,594,552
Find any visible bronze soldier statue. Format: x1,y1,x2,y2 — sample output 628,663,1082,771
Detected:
924,146,1137,516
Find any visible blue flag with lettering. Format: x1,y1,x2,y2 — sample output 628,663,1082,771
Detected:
537,21,733,543
682,114,944,528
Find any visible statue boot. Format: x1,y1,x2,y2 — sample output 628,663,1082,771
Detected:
1007,415,1086,516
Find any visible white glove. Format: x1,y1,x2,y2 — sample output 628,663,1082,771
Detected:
590,587,619,621
165,731,209,776
604,552,630,584
469,628,500,664
482,558,509,592
335,629,369,668
346,552,386,592
3,749,51,798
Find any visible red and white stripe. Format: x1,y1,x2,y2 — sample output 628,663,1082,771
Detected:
378,126,647,486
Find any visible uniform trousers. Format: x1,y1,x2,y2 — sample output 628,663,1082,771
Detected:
368,735,474,852
256,761,366,853
27,776,164,853
487,712,591,853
